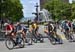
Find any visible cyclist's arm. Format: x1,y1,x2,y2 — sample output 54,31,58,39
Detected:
29,25,33,32
5,26,11,35
51,24,54,31
16,28,23,33
44,26,48,33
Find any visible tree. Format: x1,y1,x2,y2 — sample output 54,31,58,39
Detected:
71,2,75,19
43,0,74,20
0,0,23,22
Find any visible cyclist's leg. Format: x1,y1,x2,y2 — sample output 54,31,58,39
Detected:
64,28,68,39
73,28,75,33
22,31,26,38
15,32,21,44
48,32,54,40
47,32,51,40
35,29,40,39
32,29,37,39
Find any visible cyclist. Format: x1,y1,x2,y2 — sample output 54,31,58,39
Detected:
29,21,39,35
5,22,15,38
44,21,56,43
61,20,70,40
29,21,39,42
72,21,75,33
61,21,69,32
14,22,25,46
44,21,63,44
5,22,25,49
21,24,27,38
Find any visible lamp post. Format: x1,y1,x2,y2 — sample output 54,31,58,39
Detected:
32,3,41,22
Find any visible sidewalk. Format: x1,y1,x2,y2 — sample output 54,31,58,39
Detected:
0,30,5,41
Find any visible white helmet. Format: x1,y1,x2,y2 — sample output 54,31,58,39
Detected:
4,23,8,26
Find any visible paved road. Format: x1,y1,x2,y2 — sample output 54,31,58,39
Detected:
0,38,75,52
0,25,75,52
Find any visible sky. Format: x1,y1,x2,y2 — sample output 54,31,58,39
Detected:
20,0,40,18
20,0,72,18
69,0,72,3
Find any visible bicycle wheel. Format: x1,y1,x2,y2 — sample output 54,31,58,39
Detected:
38,34,44,43
32,37,37,43
26,31,33,44
50,37,56,45
69,33,75,42
65,32,69,40
40,37,44,43
48,32,56,45
5,38,14,50
55,33,63,44
19,38,25,48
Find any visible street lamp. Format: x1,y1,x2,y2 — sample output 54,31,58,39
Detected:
32,3,41,22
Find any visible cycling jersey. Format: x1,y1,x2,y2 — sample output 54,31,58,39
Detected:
6,24,14,31
48,23,54,32
31,23,38,30
21,24,27,32
63,22,69,31
72,23,75,29
5,24,15,35
15,24,22,32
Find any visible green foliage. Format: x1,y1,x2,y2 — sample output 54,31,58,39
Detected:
71,2,75,19
0,0,23,22
43,0,75,20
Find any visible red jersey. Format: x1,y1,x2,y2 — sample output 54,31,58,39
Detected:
6,24,14,31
